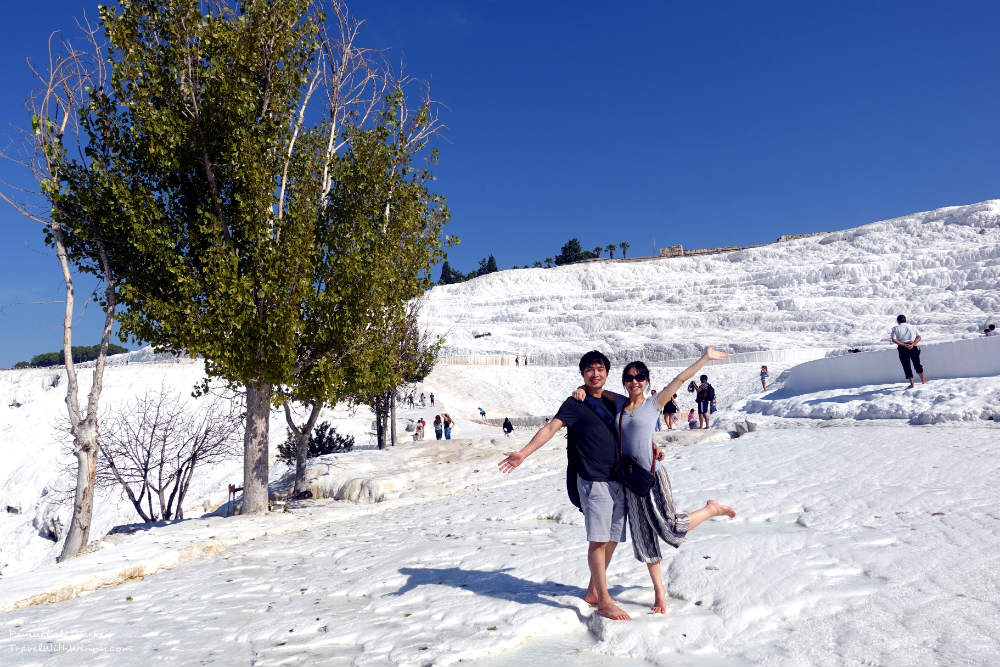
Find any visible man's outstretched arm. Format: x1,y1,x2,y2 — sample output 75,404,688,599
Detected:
498,418,565,473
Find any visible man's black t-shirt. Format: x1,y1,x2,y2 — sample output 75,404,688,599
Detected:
554,394,623,482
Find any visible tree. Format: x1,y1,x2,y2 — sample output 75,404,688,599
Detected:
0,21,120,560
276,9,448,495
544,257,553,267
28,344,128,367
555,238,586,266
472,254,498,278
96,385,241,522
57,0,450,515
277,421,354,465
438,260,459,285
607,244,617,258
620,241,630,258
592,246,602,258
364,300,440,450
533,261,542,268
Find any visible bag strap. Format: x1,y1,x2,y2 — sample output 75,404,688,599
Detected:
582,395,619,444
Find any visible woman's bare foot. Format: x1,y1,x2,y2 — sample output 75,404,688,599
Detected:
707,499,736,518
651,592,667,614
597,603,631,620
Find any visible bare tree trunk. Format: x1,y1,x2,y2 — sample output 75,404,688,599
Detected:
390,391,397,446
61,423,99,558
288,402,322,496
380,391,390,447
242,381,272,514
58,237,116,561
374,393,386,450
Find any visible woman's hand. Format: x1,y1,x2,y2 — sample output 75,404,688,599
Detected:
572,387,586,402
704,346,728,362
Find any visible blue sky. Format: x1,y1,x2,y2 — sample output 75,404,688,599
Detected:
2,1,1000,367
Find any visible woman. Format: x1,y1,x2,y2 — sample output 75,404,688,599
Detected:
502,417,514,437
687,409,697,429
442,413,454,440
578,348,736,613
760,365,769,390
433,415,443,440
662,393,678,429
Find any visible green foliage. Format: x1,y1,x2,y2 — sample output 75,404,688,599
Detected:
438,260,461,285
54,0,449,408
26,344,129,367
13,361,29,369
554,238,599,266
436,254,497,284
277,421,354,464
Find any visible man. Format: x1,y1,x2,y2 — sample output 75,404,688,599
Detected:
498,351,632,621
891,314,927,389
695,375,715,429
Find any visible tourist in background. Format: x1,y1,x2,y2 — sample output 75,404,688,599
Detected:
891,314,927,389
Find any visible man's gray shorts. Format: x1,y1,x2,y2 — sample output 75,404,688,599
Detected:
576,476,627,543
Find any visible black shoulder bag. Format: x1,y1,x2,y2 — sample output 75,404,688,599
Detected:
611,410,656,497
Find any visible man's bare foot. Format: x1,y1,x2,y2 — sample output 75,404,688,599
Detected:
651,596,667,614
707,499,736,518
596,603,631,621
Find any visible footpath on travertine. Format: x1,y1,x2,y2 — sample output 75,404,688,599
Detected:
0,434,555,614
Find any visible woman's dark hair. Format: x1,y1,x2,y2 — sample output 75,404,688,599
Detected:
896,314,907,324
622,361,650,384
578,350,611,373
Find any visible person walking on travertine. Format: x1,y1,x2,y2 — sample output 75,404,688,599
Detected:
891,314,927,389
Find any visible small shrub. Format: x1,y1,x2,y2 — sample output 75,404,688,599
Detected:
278,421,354,464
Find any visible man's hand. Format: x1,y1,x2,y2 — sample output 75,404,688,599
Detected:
652,445,666,461
499,450,526,473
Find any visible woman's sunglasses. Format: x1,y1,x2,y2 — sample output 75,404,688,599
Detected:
623,373,648,383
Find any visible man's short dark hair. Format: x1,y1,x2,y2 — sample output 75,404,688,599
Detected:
699,374,708,382
896,314,907,324
989,324,996,331
578,350,610,374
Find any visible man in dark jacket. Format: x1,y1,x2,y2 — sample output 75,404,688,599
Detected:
695,375,716,429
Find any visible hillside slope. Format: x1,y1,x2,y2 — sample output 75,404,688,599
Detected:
421,200,1000,364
